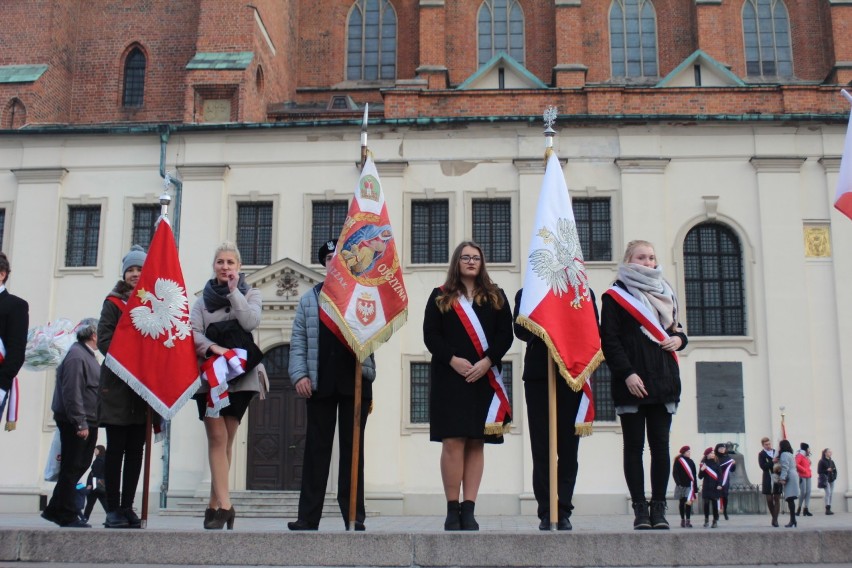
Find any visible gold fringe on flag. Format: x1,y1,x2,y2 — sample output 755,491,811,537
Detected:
515,314,605,391
485,421,513,436
320,297,409,364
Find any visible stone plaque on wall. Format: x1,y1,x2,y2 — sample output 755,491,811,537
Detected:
803,224,831,258
203,99,231,123
696,361,745,433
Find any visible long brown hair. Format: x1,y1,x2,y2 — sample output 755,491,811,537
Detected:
435,241,504,312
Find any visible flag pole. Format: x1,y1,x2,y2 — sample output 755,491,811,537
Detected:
347,104,370,532
543,107,560,531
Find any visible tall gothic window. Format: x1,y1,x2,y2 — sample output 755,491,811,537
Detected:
411,200,449,264
478,0,525,66
743,0,793,78
472,199,511,263
123,47,146,107
347,0,397,81
131,204,160,250
311,201,349,264
609,0,658,78
65,205,101,267
683,222,746,336
236,202,273,265
2,98,26,129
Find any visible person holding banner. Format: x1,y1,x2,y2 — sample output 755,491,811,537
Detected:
601,240,687,530
513,288,598,531
98,245,151,529
191,242,264,530
0,252,28,430
287,239,376,532
424,241,513,531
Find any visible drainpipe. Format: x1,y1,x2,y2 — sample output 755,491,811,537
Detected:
158,124,183,509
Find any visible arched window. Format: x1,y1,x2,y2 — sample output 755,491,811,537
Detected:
346,0,397,81
2,98,26,129
123,47,146,107
609,0,658,78
743,0,793,77
683,222,746,336
478,0,525,67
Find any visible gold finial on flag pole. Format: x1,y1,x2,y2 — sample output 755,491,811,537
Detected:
543,106,557,162
360,103,369,169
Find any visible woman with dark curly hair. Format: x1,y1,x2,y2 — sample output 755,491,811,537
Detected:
423,241,513,531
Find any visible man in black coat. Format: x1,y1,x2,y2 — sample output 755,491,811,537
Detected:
513,288,599,531
0,252,29,422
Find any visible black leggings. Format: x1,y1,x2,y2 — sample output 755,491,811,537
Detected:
619,404,673,502
678,498,692,519
104,423,146,511
704,498,719,520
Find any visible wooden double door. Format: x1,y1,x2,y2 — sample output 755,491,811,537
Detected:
246,344,306,490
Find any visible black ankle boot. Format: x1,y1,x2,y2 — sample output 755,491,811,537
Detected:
632,501,651,530
826,505,834,515
803,507,812,516
460,500,479,531
650,500,670,529
444,500,461,531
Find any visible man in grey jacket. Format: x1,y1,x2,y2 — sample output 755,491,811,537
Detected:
42,318,101,528
288,240,376,531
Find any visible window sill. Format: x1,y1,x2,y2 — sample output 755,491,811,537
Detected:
681,336,757,356
56,266,103,278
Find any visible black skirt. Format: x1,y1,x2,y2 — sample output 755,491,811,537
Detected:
194,391,255,423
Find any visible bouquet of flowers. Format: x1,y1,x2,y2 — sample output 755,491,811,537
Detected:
24,319,78,370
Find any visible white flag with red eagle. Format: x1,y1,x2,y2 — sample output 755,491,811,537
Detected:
105,219,200,419
516,153,603,435
320,155,408,361
835,90,852,221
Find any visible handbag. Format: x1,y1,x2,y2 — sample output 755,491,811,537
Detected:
204,320,263,379
818,473,827,489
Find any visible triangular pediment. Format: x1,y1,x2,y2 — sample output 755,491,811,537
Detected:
656,50,745,88
457,52,549,90
245,257,325,307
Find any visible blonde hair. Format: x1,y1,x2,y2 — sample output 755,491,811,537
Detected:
622,240,655,264
213,241,242,265
760,436,771,444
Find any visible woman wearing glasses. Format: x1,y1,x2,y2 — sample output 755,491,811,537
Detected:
423,241,513,531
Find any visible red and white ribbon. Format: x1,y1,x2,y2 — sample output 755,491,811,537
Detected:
200,348,248,418
452,295,511,435
604,286,678,362
678,456,696,501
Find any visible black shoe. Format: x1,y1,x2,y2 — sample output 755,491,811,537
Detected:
344,521,366,531
785,520,797,528
121,507,142,528
203,508,216,529
826,506,834,516
803,508,813,517
444,500,461,531
632,501,651,530
460,500,479,531
723,511,729,520
287,519,318,531
650,500,669,529
557,516,572,531
104,510,130,529
64,516,91,528
40,509,61,526
711,519,718,528
538,517,550,531
205,507,235,530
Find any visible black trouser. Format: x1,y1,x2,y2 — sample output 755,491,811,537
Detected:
84,488,107,519
297,394,369,526
619,404,672,502
45,420,97,525
704,498,719,520
524,379,581,519
104,423,146,511
679,498,692,519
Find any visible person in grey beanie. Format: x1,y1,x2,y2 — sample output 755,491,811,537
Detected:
97,245,150,529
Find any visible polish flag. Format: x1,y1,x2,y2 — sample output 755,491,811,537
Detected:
834,89,852,220
105,219,200,419
516,153,603,435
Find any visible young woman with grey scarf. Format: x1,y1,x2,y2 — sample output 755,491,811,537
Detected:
601,240,687,530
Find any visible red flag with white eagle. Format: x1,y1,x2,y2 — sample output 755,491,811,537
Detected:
834,89,852,221
320,155,408,361
105,219,200,419
516,153,603,435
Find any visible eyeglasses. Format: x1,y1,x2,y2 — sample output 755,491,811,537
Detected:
459,255,482,263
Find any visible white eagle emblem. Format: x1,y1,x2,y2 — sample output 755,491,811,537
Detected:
130,279,192,348
356,293,377,325
529,218,591,308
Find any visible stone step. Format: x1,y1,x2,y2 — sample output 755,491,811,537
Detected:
159,491,343,517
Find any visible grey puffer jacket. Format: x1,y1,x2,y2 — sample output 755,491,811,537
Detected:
191,286,265,395
289,283,375,390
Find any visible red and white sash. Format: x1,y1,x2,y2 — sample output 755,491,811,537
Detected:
200,348,248,418
451,295,512,436
604,286,678,362
700,461,719,481
0,339,19,432
719,458,735,487
677,456,696,501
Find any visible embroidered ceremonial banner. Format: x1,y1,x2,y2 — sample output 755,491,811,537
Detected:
835,89,852,220
516,153,602,435
105,219,200,420
320,155,408,361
